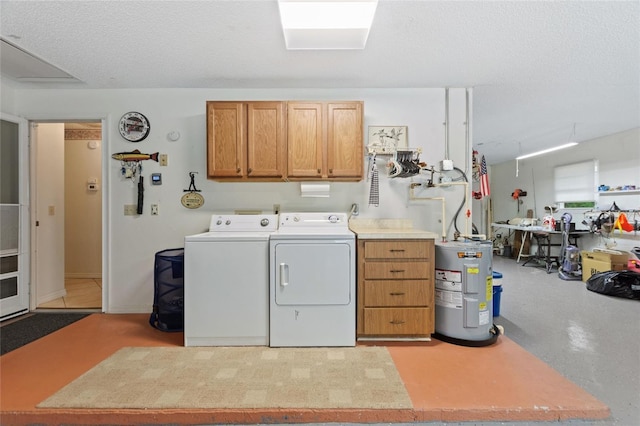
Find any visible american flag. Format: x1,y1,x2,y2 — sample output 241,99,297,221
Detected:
480,155,490,198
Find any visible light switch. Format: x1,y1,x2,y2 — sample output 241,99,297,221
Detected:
48,205,55,215
88,177,99,191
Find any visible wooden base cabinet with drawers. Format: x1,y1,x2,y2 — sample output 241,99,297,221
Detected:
357,239,435,339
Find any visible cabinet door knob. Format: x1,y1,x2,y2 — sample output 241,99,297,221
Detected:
390,269,405,273
329,168,333,174
390,320,406,325
317,168,321,174
236,167,241,173
248,168,252,174
389,292,405,296
390,249,405,252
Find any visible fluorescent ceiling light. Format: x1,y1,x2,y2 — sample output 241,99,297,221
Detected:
516,142,578,160
278,0,378,50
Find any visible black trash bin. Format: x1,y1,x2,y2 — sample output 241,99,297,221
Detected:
149,248,184,332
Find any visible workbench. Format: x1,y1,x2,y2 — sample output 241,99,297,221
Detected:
491,223,589,269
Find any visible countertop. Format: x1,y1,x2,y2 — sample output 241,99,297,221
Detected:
348,218,438,240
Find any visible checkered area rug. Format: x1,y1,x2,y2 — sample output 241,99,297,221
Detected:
38,346,412,409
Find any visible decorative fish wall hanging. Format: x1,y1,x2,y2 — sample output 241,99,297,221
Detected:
111,150,159,162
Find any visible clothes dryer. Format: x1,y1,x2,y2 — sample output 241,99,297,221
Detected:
269,212,355,347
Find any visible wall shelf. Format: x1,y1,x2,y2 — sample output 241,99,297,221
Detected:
598,190,640,195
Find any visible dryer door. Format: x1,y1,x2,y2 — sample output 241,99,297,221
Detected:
274,242,351,305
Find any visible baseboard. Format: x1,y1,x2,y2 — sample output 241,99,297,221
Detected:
37,288,67,305
107,305,152,314
65,273,101,279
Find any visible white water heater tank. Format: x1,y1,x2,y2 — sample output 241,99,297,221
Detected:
434,240,499,346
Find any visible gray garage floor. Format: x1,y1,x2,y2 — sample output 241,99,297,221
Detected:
484,255,639,425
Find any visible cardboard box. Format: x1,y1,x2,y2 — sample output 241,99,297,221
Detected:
581,250,629,282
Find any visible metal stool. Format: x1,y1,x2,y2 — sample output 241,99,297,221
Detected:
523,232,559,273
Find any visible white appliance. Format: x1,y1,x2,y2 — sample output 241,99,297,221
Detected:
269,212,356,347
184,214,278,346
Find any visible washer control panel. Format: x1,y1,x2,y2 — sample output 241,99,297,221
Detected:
208,214,278,232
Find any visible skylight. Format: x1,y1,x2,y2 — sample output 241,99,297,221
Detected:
278,0,378,50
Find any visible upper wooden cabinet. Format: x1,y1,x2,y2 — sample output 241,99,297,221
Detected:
287,101,363,180
327,102,364,179
207,101,286,179
207,100,363,181
286,102,324,178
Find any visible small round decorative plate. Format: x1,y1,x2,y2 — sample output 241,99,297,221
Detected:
119,112,150,142
181,192,205,209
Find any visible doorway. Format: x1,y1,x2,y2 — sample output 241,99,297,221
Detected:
33,122,103,310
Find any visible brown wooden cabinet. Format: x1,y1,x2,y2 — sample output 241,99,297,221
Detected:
287,101,363,180
357,239,435,338
206,101,286,180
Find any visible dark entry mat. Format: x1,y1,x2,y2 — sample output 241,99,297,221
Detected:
1,313,89,355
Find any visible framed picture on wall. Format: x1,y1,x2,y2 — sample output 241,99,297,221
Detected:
367,126,408,154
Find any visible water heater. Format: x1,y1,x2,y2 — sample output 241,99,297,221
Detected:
434,240,500,346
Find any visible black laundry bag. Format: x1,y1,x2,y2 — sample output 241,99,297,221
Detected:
586,270,640,300
149,248,184,331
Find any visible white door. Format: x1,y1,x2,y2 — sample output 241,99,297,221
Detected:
274,242,352,305
33,123,66,306
0,114,30,320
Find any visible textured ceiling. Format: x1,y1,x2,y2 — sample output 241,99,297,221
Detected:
1,0,638,165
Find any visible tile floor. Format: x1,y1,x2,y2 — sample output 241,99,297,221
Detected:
2,255,638,425
37,278,102,309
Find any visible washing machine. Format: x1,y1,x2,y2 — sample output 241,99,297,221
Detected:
184,214,278,346
269,212,356,347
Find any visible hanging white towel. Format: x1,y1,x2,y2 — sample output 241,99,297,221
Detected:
369,155,379,207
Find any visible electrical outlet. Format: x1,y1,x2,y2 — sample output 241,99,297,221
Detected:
151,204,159,216
159,154,168,166
124,204,137,216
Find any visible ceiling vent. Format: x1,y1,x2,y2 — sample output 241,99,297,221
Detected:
0,38,81,83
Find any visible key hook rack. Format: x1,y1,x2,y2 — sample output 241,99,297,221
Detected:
387,148,423,178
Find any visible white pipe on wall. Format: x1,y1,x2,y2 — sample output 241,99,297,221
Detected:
410,180,485,241
444,88,450,160
433,181,470,237
409,186,446,241
464,88,470,177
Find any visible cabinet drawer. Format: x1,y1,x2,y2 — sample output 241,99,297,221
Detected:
364,280,430,306
364,261,430,280
363,307,431,335
364,241,430,260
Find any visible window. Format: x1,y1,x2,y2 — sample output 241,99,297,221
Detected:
554,160,597,205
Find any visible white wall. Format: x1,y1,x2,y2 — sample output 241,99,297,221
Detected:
490,127,640,253
11,87,472,313
65,134,102,278
1,78,16,114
